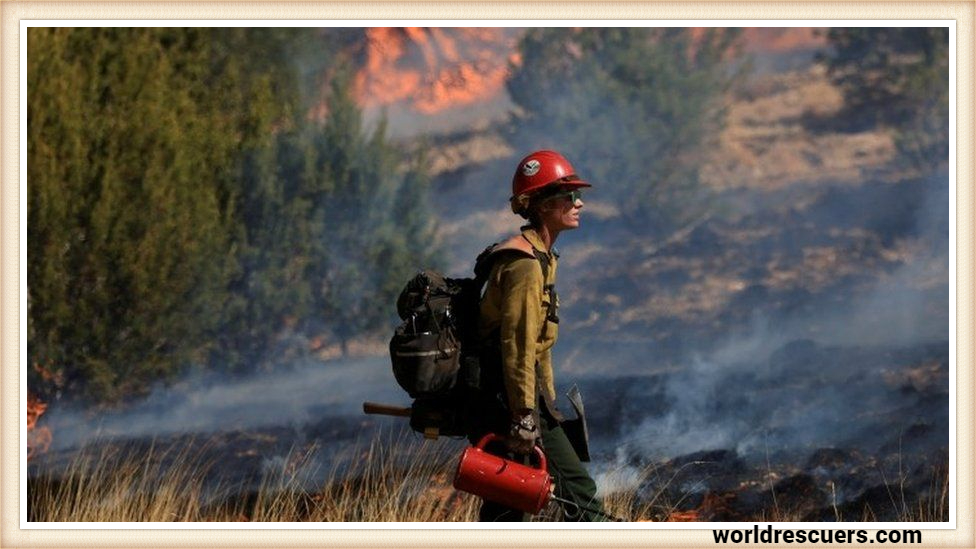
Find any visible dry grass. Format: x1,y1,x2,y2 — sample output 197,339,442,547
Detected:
28,432,483,522
756,460,950,523
29,440,213,521
27,434,949,523
597,460,708,522
891,459,951,523
299,433,480,522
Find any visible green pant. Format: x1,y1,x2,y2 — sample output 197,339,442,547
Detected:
475,413,608,522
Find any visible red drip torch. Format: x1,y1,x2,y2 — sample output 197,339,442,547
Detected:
453,433,551,514
452,433,624,521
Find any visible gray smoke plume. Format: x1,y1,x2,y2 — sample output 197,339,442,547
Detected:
590,172,950,465
42,356,401,452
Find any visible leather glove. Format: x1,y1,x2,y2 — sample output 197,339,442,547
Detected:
505,411,539,454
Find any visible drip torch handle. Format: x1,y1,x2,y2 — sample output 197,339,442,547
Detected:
362,401,411,417
475,433,502,448
532,444,547,471
475,433,547,471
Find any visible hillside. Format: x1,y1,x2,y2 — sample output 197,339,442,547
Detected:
406,59,949,520
421,61,946,369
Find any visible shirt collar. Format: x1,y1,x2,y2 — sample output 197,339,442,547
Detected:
520,226,559,259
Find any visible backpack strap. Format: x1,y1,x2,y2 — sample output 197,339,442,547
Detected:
493,234,537,257
473,235,532,283
473,235,559,324
532,250,559,324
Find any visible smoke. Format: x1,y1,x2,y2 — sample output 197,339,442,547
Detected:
421,41,950,476
549,167,951,492
31,30,950,508
817,174,950,347
588,333,948,502
433,30,951,489
42,356,402,452
592,446,646,498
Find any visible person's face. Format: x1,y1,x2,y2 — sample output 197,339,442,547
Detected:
538,188,584,231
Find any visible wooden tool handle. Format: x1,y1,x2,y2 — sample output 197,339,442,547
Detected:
362,401,411,417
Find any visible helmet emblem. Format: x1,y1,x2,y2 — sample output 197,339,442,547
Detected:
522,159,541,177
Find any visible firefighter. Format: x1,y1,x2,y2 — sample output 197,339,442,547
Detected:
470,150,608,522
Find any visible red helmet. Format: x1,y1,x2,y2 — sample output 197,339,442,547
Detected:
511,150,591,198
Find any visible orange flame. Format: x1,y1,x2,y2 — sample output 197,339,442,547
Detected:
352,28,824,117
27,393,52,460
665,509,703,522
33,360,64,387
353,27,519,114
665,492,735,522
740,27,826,53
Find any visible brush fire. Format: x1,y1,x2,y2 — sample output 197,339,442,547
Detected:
353,27,520,114
351,27,826,118
27,393,52,460
27,361,63,460
25,27,950,523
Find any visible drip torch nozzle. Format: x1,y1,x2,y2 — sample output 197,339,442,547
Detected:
549,495,627,522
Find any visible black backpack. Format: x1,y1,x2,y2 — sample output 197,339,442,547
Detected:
389,243,552,438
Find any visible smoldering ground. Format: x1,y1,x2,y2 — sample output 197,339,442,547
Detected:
566,173,950,516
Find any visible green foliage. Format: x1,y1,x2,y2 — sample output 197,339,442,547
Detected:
28,28,441,403
506,28,745,234
820,28,949,171
28,28,243,402
307,75,441,353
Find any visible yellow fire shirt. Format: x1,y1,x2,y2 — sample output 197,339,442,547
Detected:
479,227,559,414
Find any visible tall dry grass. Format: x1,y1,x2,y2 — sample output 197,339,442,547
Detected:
27,432,949,523
29,439,214,521
28,431,483,522
29,430,670,522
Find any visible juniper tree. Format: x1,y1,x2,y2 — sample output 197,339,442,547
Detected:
28,28,442,402
27,28,243,401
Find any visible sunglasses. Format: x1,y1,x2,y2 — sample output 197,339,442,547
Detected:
544,189,584,204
